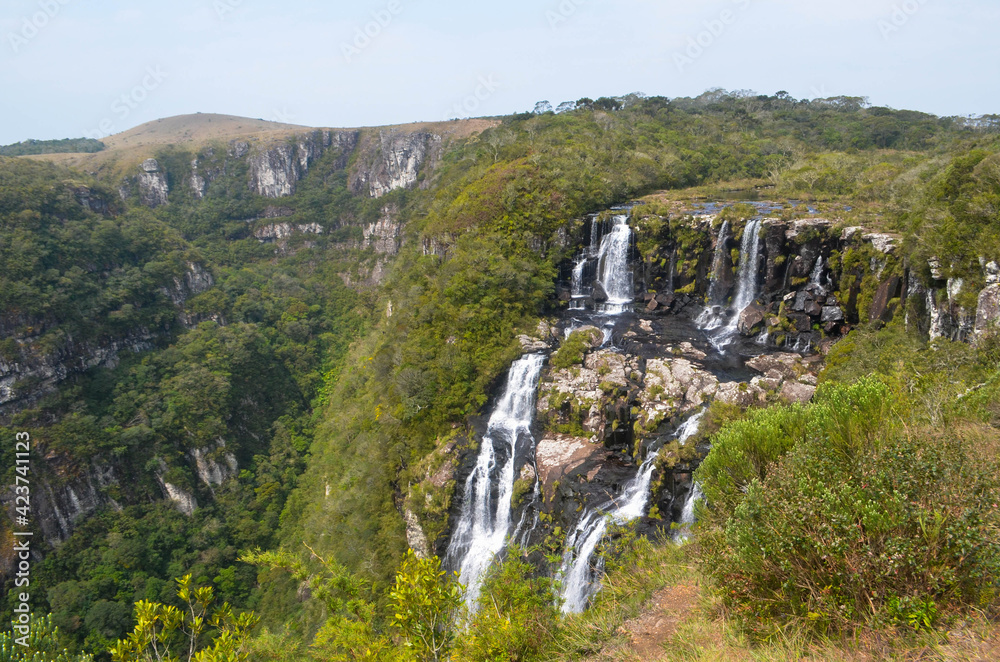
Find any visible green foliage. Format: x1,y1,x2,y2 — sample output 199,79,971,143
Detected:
550,329,599,370
388,551,462,662
452,554,559,662
109,575,258,662
0,616,92,662
698,376,1000,635
0,139,104,156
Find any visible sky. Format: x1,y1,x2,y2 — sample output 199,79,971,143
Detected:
1,0,998,145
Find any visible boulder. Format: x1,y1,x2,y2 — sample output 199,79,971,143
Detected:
592,281,609,303
518,335,549,352
737,302,766,335
780,381,817,404
986,261,999,286
535,434,605,500
821,306,845,323
716,381,765,407
746,353,801,380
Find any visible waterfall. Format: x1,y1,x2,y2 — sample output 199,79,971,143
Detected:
667,248,677,293
595,214,633,314
705,220,730,307
588,215,601,257
674,484,703,544
447,354,545,608
559,410,704,613
673,411,708,543
696,220,730,330
570,257,588,310
809,255,826,293
700,218,763,352
729,218,763,317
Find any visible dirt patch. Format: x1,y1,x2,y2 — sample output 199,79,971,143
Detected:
618,580,700,660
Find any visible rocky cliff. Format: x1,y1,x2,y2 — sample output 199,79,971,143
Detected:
349,130,442,198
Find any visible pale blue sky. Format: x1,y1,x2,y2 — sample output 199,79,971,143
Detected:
1,0,998,144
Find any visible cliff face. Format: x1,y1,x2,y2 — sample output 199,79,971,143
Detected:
0,261,212,414
137,158,169,207
247,130,359,198
349,131,442,198
118,126,445,207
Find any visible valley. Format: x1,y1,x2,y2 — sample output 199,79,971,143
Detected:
1,91,999,661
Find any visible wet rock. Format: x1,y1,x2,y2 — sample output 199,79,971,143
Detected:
592,281,609,303
821,306,845,323
869,276,902,323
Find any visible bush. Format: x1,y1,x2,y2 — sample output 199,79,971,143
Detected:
697,378,1000,635
453,554,559,662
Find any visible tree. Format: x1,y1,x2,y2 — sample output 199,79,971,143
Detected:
387,551,463,662
531,101,553,115
1,615,93,662
108,575,257,662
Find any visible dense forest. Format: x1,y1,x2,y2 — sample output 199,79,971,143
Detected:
2,90,999,661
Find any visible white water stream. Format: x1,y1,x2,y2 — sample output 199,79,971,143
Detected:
447,354,545,608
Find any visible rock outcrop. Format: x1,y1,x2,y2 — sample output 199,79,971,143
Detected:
976,284,1000,337
349,131,442,198
363,205,403,255
137,158,169,207
247,130,359,198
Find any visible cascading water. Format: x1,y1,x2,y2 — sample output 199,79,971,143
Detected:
729,218,763,318
810,255,826,292
559,410,705,613
570,257,588,310
698,218,763,352
595,214,634,314
696,220,730,330
447,354,545,608
674,483,703,544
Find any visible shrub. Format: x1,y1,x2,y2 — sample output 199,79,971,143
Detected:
452,554,559,662
698,378,1000,635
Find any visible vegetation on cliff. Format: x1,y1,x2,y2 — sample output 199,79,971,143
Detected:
1,90,999,659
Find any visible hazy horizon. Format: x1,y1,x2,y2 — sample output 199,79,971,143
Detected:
2,0,998,145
